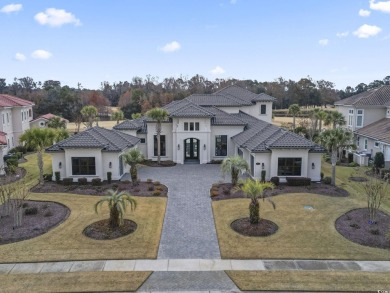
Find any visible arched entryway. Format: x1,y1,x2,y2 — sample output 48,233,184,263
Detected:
184,138,200,164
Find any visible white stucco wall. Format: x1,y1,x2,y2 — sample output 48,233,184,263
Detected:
64,148,103,181
336,105,386,131
217,102,273,123
146,122,173,161
307,153,322,181
269,149,310,182
30,118,47,128
0,147,5,175
210,125,244,161
252,153,272,180
137,133,148,158
12,106,32,146
51,152,66,180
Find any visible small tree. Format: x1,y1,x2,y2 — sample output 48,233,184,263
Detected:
361,173,389,223
111,110,124,124
81,105,98,128
221,156,249,186
123,148,144,185
288,104,300,131
10,180,30,228
94,189,137,228
234,179,275,224
373,152,385,174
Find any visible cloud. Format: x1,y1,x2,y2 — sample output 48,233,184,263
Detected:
0,3,22,13
34,8,81,27
353,24,382,38
336,31,349,38
359,9,371,16
14,53,26,61
159,41,181,53
318,39,329,46
210,66,225,75
369,0,390,13
31,50,52,59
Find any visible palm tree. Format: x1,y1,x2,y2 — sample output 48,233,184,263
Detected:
324,111,346,130
131,113,142,120
111,110,124,124
317,110,328,132
20,128,69,185
234,179,275,224
94,189,137,228
288,104,300,131
145,108,169,164
81,105,98,128
317,128,354,186
123,148,144,185
46,117,66,129
221,156,249,186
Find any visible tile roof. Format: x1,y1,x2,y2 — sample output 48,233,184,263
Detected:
0,94,34,107
30,113,69,123
354,118,390,144
231,111,324,152
46,126,140,152
216,85,276,103
169,103,215,117
114,117,146,131
186,94,248,106
334,85,390,107
204,107,247,126
0,131,7,145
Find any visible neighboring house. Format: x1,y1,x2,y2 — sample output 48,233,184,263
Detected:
113,85,324,182
0,131,7,175
30,113,69,128
46,126,140,182
334,85,390,167
0,94,34,154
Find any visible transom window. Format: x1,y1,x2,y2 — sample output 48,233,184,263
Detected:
260,104,266,115
215,135,227,156
184,122,199,131
277,158,302,176
72,157,96,175
154,135,166,156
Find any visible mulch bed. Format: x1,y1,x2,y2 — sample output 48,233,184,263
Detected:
32,181,168,197
0,200,70,245
335,208,390,249
231,218,278,237
83,219,137,240
141,160,176,167
0,168,26,185
211,182,349,201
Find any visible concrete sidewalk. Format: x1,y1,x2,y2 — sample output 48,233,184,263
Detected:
1,259,390,274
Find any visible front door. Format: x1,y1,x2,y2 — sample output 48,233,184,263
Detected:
184,138,199,162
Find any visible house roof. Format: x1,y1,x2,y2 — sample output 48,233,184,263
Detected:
0,94,34,107
113,117,146,132
46,126,140,152
231,111,324,153
334,85,390,107
0,131,7,145
169,102,215,118
354,118,390,145
204,107,247,126
30,113,69,123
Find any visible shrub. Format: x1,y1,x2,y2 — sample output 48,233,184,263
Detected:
379,168,390,179
5,157,18,169
22,202,29,208
373,152,385,170
348,162,359,167
153,191,161,196
370,229,380,235
107,172,112,184
43,173,52,181
92,178,102,186
146,178,153,183
156,185,164,191
55,171,61,183
270,177,280,186
24,207,38,215
153,181,160,186
63,178,74,186
261,170,266,182
78,177,88,185
9,145,27,154
211,190,219,197
44,211,53,217
323,177,332,185
148,185,154,191
286,177,311,186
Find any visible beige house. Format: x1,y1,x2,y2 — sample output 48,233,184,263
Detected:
30,113,69,129
334,85,390,167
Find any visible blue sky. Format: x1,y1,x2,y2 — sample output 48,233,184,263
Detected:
1,0,389,90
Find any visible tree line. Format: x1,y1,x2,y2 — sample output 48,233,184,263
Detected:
0,75,389,122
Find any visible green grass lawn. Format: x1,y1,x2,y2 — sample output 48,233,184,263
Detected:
213,162,390,260
0,153,167,263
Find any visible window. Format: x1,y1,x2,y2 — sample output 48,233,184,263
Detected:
184,122,188,131
29,109,32,117
184,122,199,131
6,113,9,123
260,104,266,115
374,141,380,148
348,109,353,127
215,135,227,156
356,109,363,127
190,122,194,131
277,158,302,176
357,136,360,146
154,135,166,156
71,157,96,175
364,139,368,150
2,114,4,124
140,138,146,143
195,122,199,131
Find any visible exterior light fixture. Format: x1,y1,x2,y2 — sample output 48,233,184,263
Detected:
178,144,180,150
59,162,62,169
203,144,206,150
261,163,265,170
109,162,112,169
312,162,315,169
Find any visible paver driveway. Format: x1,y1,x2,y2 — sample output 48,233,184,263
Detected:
138,164,225,259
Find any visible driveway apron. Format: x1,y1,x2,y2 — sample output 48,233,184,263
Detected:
138,164,224,259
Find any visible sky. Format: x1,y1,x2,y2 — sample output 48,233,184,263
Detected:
1,0,389,90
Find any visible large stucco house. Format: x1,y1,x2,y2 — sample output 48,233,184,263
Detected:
0,94,34,175
48,85,324,182
334,85,390,167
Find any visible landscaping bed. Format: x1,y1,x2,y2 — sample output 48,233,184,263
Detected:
336,208,390,249
32,180,168,197
211,182,348,200
141,160,176,167
0,200,70,245
231,218,278,237
0,167,26,185
83,219,137,240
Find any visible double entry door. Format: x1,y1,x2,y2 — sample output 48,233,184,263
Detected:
184,138,199,161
